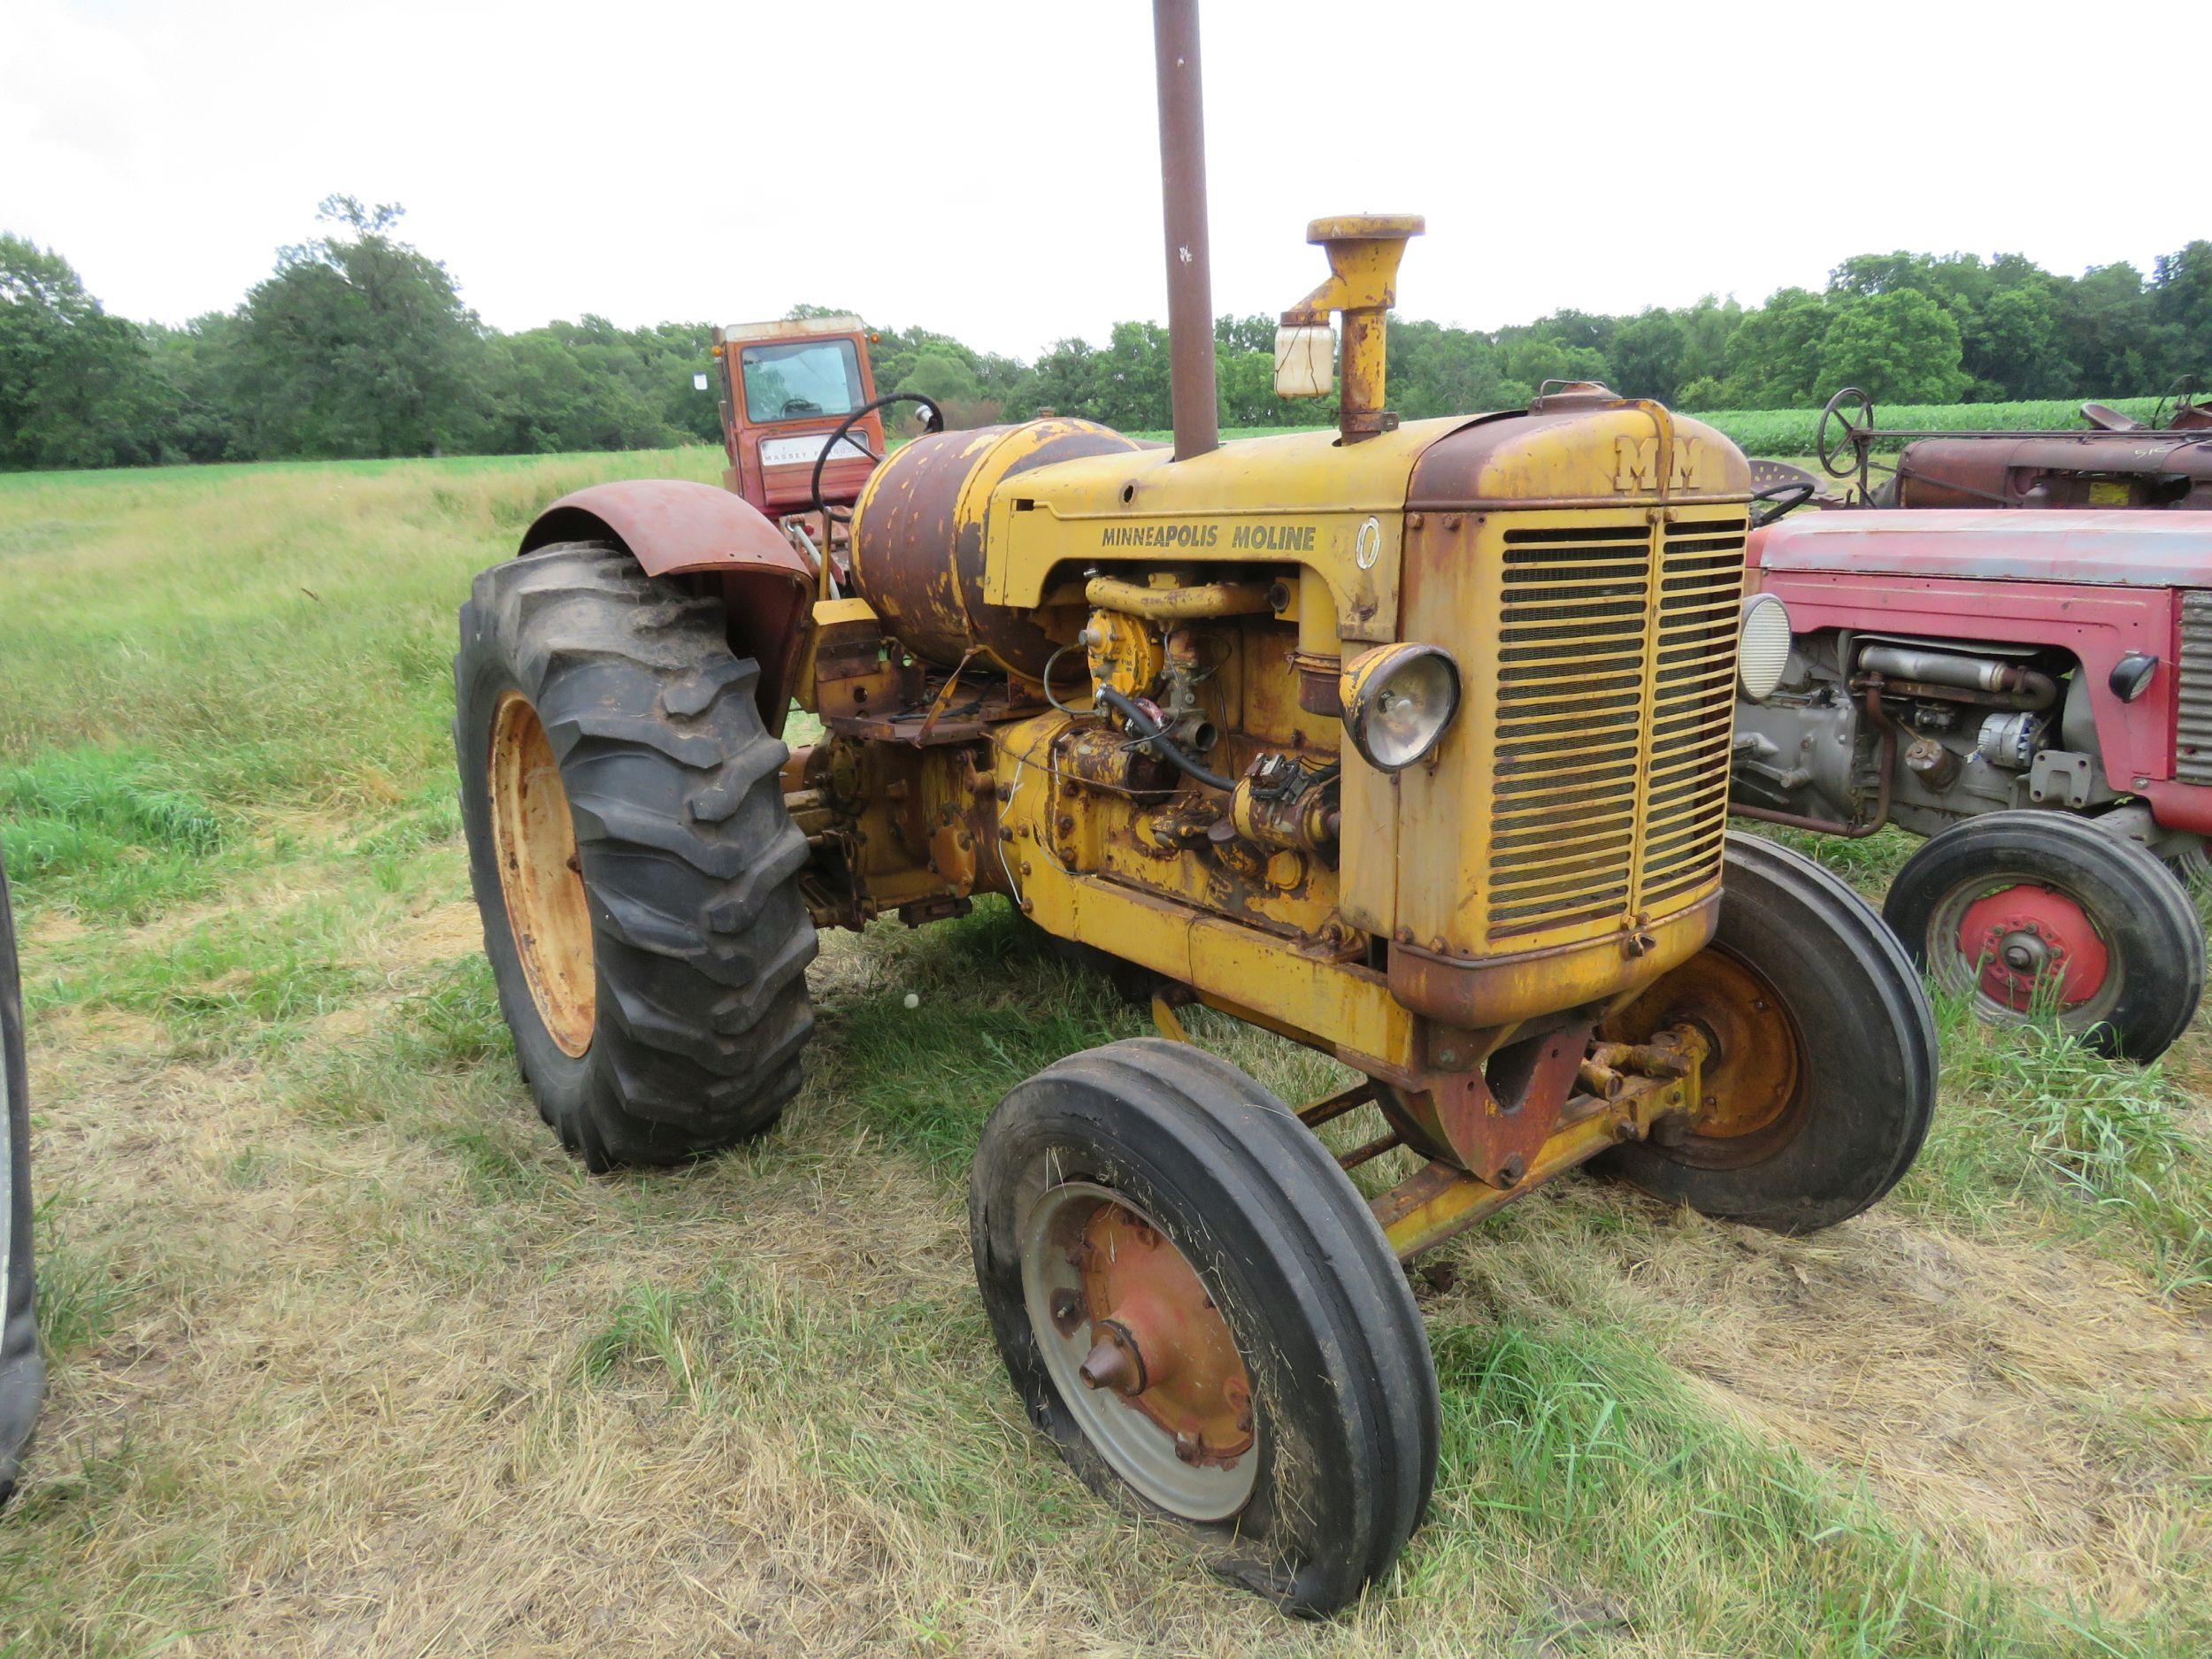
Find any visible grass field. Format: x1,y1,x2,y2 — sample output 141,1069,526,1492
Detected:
1132,395,2177,464
2,449,2209,1657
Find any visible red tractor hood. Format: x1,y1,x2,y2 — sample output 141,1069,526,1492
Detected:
1749,509,2212,588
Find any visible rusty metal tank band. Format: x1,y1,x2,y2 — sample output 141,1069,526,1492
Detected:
849,419,1156,680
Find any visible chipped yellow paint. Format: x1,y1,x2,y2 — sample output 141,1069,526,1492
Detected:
982,418,1471,645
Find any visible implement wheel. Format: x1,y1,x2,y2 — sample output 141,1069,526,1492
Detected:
1882,810,2203,1062
455,541,817,1169
1592,833,1936,1233
971,1039,1438,1616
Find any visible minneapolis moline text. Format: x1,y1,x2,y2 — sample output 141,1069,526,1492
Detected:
1097,522,1319,551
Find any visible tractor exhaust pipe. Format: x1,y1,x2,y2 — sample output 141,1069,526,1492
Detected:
1153,0,1218,461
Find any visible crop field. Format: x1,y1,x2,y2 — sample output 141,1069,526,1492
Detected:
2,449,2209,1657
1686,398,2175,463
1135,394,2177,464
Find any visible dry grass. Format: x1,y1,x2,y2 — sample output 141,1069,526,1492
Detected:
3,452,2209,1655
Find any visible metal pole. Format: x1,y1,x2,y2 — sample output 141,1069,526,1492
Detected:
1153,0,1218,461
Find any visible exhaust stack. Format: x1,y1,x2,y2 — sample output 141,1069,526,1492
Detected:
1152,0,1217,461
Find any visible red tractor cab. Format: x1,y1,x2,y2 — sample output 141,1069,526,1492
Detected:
711,316,887,521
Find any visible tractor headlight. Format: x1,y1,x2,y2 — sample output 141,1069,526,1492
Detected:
1340,643,1462,771
1738,593,1792,701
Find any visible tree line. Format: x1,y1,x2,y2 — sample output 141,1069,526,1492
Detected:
3,196,2207,472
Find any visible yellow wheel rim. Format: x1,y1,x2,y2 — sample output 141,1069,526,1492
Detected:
488,692,595,1057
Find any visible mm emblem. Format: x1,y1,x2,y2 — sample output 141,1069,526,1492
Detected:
1613,436,1704,492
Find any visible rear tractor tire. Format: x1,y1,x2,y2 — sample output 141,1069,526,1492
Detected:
454,541,817,1169
1592,833,1937,1233
1,851,45,1506
971,1039,1440,1617
1882,810,2204,1063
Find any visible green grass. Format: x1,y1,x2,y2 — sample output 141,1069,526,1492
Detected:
1691,396,2168,460
1131,396,2174,461
1914,995,2212,1296
0,449,2206,1655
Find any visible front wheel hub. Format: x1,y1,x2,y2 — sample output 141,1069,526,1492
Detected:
1955,885,2109,1010
1020,1181,1257,1520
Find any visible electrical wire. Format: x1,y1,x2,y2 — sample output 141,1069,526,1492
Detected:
1094,686,1235,791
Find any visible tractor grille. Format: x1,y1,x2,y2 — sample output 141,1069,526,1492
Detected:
2177,590,2212,785
1486,514,1746,939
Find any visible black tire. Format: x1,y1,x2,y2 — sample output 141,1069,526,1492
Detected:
1883,810,2204,1063
971,1039,1438,1617
455,541,817,1169
1593,833,1937,1233
1,851,44,1506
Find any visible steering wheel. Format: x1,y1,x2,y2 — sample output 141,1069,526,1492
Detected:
1749,480,1816,527
1816,387,1874,479
809,393,944,524
2154,373,2208,432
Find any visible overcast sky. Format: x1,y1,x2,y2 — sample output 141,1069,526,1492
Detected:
5,1,2208,359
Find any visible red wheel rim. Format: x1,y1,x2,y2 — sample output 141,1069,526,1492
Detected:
1955,882,2110,1010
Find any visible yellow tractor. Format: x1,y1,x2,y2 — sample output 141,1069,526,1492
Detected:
452,2,1934,1614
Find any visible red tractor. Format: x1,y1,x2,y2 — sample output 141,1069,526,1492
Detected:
1734,495,2212,1061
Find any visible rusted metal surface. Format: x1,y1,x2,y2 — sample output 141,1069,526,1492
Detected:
1893,434,2212,511
1752,514,2212,814
1073,1200,1254,1468
1056,723,1176,796
1731,680,1899,839
1601,947,1806,1166
518,480,813,733
1383,898,1717,1030
1085,574,1272,619
1817,388,2212,510
1384,430,1748,1000
1754,564,2212,833
522,479,810,580
1753,506,2212,588
710,318,886,518
1152,0,1217,462
849,419,1151,678
1385,1019,1595,1188
1280,217,1425,444
1336,1126,1405,1171
1294,1078,1378,1128
1370,1025,1704,1258
487,693,595,1059
1406,398,1752,509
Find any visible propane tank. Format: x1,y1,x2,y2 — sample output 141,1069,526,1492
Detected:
849,419,1156,680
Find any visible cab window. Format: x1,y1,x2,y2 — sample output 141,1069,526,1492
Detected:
741,339,864,423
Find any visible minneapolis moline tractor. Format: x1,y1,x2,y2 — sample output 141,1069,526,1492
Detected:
452,3,1935,1614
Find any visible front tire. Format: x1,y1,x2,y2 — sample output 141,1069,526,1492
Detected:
1593,833,1937,1233
455,541,817,1169
971,1039,1439,1616
0,852,44,1505
1882,810,2204,1062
